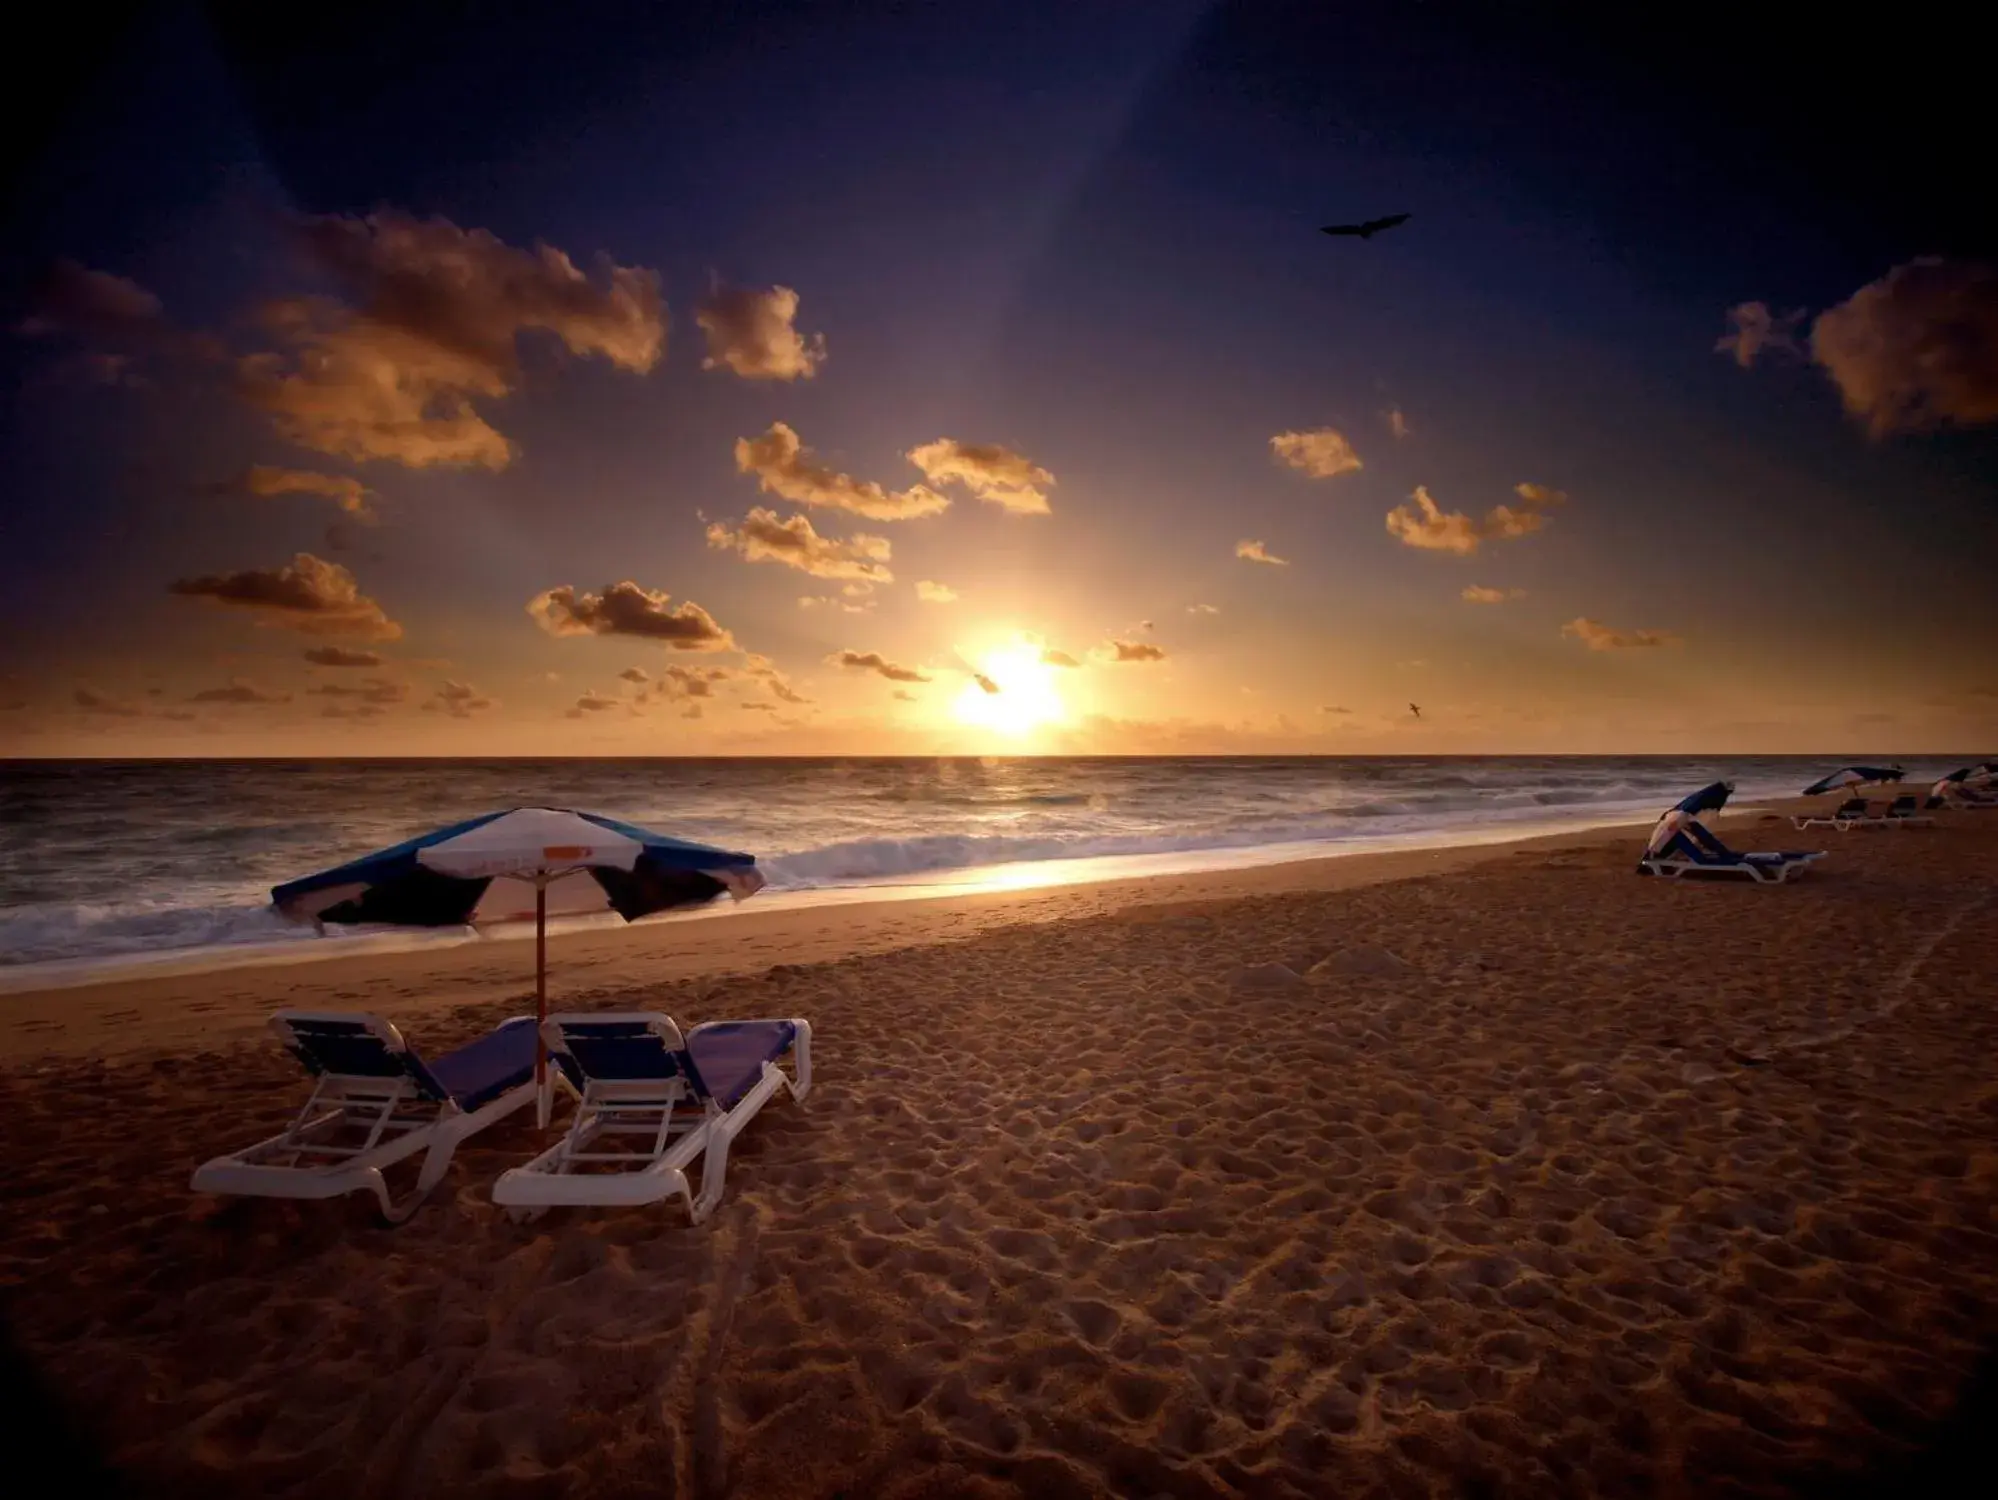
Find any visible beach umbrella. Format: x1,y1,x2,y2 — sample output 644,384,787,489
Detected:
1668,781,1734,818
1801,765,1904,797
271,807,765,1123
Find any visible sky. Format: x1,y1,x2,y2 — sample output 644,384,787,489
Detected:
3,0,1994,757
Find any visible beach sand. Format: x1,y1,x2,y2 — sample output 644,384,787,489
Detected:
4,806,1997,1497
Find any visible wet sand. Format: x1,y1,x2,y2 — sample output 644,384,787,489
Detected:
3,806,1996,1497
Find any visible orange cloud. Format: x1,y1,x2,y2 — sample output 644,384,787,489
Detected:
1235,539,1289,566
73,686,144,717
528,582,734,650
1385,483,1563,555
905,439,1054,515
736,423,949,520
1809,259,1998,436
303,646,383,668
1104,639,1166,662
827,650,930,682
1461,585,1526,603
568,691,618,717
18,260,165,343
188,679,292,705
1270,427,1362,479
170,553,401,639
704,507,892,581
239,211,664,470
1715,302,1805,368
915,580,957,603
1562,617,1680,650
1040,648,1081,668
310,677,408,705
425,680,497,717
244,465,376,522
694,283,825,380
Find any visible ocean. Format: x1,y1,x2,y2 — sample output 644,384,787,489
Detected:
0,756,1946,983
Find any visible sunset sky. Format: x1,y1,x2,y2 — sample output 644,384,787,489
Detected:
4,1,1994,756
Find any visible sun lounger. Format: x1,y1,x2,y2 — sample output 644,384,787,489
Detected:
191,1011,542,1223
1881,794,1936,827
1792,796,1871,830
1638,820,1825,884
493,1012,810,1223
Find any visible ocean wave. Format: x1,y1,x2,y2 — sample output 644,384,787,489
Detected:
0,898,309,966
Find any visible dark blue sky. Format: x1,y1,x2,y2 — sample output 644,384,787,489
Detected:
4,1,1993,753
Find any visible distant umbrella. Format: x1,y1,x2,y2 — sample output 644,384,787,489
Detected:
1802,765,1905,797
1669,781,1734,817
271,807,764,1123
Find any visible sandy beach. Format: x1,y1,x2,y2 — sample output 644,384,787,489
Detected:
5,805,1997,1498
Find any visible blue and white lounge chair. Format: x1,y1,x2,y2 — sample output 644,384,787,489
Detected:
1881,794,1936,827
1792,796,1871,831
191,1011,544,1223
1637,816,1825,884
492,1012,810,1224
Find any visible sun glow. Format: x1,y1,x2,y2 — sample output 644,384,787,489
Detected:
951,640,1069,739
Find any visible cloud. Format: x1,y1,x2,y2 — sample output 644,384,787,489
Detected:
1038,648,1080,669
742,654,809,705
694,283,825,381
1561,617,1680,651
1808,259,1998,436
188,679,292,705
424,680,496,717
73,686,143,717
893,689,918,702
739,700,777,712
568,690,618,716
1186,603,1219,615
619,667,650,684
798,595,874,613
170,553,402,639
1387,409,1412,440
905,439,1054,515
1104,639,1166,662
238,211,664,470
241,465,377,523
1385,483,1563,555
736,422,949,520
303,646,383,668
1270,428,1362,479
528,582,734,650
309,676,408,704
1321,705,1352,714
1235,539,1289,566
320,701,387,720
704,507,892,581
827,649,930,683
17,260,165,343
1461,585,1526,603
1716,302,1806,368
972,672,1000,694
915,580,957,603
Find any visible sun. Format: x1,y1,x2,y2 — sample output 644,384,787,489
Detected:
952,640,1069,740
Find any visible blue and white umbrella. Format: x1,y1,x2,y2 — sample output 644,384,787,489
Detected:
1670,781,1735,817
1801,765,1904,797
273,807,765,1121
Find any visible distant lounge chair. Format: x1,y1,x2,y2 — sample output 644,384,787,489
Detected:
493,1012,810,1224
1792,796,1871,830
191,1011,542,1223
1882,794,1936,827
1638,818,1825,884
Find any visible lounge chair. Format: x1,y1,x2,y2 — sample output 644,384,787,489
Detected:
191,1011,543,1223
1792,796,1871,830
493,1012,810,1223
1881,794,1936,827
1637,818,1826,884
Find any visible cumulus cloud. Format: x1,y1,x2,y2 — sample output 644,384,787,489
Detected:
1040,648,1081,668
568,690,618,717
17,260,165,344
310,676,408,705
893,689,918,702
694,283,825,381
1562,617,1680,651
1104,639,1166,662
242,465,376,522
827,650,930,683
528,582,734,650
424,680,497,717
1809,259,1998,436
188,679,292,705
1716,302,1806,368
73,686,143,717
905,439,1054,515
1385,483,1563,555
170,553,402,639
1461,585,1526,603
704,507,892,581
736,422,949,520
1235,539,1289,566
739,700,777,712
1186,603,1219,615
1322,705,1352,715
619,667,650,684
742,654,808,705
798,595,874,613
303,646,382,668
915,580,957,603
238,211,664,470
1270,428,1363,479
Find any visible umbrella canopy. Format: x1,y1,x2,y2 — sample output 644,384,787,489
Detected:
1669,781,1734,817
1936,766,1998,798
1801,765,1904,797
271,807,764,1123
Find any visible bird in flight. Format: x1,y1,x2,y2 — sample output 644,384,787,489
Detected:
1320,212,1411,240
1409,702,1422,719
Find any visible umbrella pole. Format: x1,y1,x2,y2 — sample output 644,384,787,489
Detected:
535,879,549,1128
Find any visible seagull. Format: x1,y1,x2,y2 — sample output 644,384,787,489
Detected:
1320,212,1411,240
1409,702,1422,719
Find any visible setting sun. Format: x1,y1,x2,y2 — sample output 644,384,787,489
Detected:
951,640,1070,739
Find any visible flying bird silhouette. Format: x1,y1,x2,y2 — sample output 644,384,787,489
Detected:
1320,212,1411,240
1409,702,1422,719
973,673,1000,695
